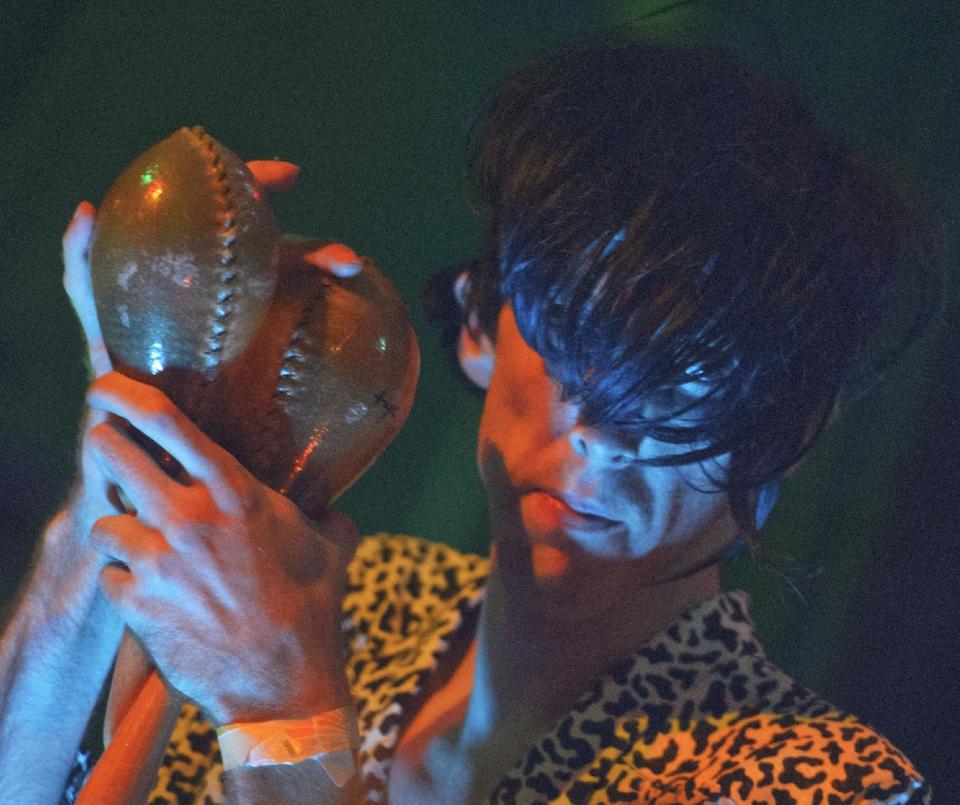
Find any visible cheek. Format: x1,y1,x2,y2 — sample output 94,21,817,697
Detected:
480,368,556,455
475,382,527,483
642,462,731,539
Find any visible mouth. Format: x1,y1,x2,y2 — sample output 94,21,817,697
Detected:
519,488,621,534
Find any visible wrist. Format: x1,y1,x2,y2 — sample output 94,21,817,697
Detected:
217,705,359,788
29,509,109,619
211,662,353,727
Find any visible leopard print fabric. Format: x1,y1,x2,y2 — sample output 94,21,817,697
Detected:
135,533,929,804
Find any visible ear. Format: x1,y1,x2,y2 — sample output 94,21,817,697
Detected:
453,271,495,389
457,319,495,389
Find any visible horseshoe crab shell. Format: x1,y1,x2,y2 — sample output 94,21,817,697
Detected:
89,127,418,511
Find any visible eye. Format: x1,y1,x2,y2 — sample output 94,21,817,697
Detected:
649,387,690,412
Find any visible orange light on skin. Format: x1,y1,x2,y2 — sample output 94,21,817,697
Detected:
146,180,165,201
531,544,571,579
521,491,568,534
279,425,328,495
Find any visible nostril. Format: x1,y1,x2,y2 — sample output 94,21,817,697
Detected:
569,426,638,465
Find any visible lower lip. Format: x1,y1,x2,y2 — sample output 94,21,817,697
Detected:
520,490,619,535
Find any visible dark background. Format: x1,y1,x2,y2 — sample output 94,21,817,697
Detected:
2,0,957,794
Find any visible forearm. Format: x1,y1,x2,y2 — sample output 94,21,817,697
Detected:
0,508,124,802
225,761,362,805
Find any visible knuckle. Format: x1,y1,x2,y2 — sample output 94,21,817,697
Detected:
142,388,177,421
140,540,169,578
163,493,216,544
141,397,186,440
166,498,203,531
215,464,257,512
231,486,257,516
84,421,114,450
61,230,78,254
88,516,107,542
88,515,117,547
97,564,120,596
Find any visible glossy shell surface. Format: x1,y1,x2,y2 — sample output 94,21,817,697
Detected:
213,238,419,512
89,128,418,510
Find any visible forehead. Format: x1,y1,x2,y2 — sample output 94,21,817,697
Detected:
494,304,715,404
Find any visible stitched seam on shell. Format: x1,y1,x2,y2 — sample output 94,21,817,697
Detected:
275,284,326,401
247,285,327,479
190,125,239,374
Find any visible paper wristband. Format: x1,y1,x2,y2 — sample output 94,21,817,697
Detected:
216,706,360,788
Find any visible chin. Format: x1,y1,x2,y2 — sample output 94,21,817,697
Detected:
529,543,574,583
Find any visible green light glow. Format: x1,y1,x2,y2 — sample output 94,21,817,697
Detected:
140,167,157,185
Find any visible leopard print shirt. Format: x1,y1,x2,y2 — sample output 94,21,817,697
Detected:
131,533,930,804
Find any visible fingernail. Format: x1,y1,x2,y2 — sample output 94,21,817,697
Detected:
72,200,94,222
305,244,363,277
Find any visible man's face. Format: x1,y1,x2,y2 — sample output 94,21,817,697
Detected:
473,306,737,599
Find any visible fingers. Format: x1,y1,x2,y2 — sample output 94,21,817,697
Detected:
90,514,167,570
310,507,361,563
86,373,239,491
246,160,300,192
85,418,182,520
63,201,112,378
304,243,363,277
91,514,171,624
244,160,362,278
62,202,95,294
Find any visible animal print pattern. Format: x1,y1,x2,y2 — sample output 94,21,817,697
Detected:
129,533,928,803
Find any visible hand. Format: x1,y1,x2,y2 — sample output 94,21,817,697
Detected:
62,157,363,725
61,200,126,570
247,160,363,277
83,372,359,726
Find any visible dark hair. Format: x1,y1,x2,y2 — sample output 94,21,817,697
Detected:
434,37,940,546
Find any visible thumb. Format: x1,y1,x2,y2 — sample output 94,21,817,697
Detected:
63,201,112,378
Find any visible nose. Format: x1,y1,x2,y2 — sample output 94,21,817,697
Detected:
568,422,637,467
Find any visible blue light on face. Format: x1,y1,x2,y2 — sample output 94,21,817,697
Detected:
148,341,165,374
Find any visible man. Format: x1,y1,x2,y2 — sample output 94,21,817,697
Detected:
0,39,932,803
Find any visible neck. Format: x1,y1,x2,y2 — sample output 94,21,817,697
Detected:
460,547,723,749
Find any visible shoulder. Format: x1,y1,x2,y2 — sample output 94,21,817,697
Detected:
693,711,926,803
517,590,930,804
584,639,931,804
589,710,931,804
553,678,930,803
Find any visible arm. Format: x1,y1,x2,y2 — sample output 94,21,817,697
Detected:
0,505,124,803
81,372,362,802
4,159,364,803
0,203,127,802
